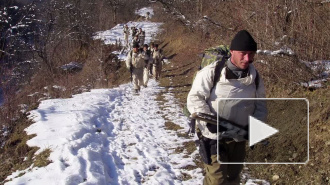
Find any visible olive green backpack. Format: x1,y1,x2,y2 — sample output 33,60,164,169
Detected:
183,45,231,117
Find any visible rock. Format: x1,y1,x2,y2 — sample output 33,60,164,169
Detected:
326,141,330,146
293,153,298,158
60,62,83,73
272,175,280,181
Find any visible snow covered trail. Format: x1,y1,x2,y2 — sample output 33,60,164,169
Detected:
6,80,203,185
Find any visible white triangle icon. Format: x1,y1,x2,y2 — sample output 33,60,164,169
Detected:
249,116,279,147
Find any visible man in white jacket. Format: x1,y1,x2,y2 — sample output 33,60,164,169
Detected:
187,30,267,185
152,44,163,81
126,43,146,93
123,24,129,47
142,44,152,87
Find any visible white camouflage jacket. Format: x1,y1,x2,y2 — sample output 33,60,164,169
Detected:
187,60,267,140
125,51,145,69
152,49,163,65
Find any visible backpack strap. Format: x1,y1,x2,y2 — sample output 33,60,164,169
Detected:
211,56,227,92
255,70,260,89
211,57,260,92
129,50,133,67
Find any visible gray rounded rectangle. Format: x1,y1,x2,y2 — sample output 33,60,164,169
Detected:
216,98,309,165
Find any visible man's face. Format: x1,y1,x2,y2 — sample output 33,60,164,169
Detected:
133,47,139,52
230,50,256,70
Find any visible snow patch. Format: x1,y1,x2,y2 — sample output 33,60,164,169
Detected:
52,85,66,91
257,46,295,56
5,80,203,185
93,21,162,47
60,62,83,72
135,7,154,19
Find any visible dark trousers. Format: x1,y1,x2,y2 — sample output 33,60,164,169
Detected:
203,139,246,185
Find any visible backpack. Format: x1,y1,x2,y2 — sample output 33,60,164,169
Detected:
183,45,231,118
199,45,231,70
129,50,144,68
152,49,163,65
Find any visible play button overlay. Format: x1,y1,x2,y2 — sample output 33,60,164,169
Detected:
249,116,279,147
217,98,309,164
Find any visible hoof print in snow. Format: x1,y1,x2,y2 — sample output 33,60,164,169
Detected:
134,170,142,182
96,128,102,133
178,172,192,181
148,165,159,171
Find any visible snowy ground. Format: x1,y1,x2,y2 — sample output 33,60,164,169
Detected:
5,80,204,185
5,80,268,185
135,7,154,19
93,21,162,47
93,7,162,61
93,21,162,61
258,49,329,89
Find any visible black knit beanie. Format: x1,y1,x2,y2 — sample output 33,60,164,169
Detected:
230,30,257,51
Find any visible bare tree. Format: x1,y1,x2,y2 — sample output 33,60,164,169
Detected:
0,0,38,65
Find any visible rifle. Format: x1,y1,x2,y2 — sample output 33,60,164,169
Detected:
130,65,133,83
129,50,133,83
190,112,248,142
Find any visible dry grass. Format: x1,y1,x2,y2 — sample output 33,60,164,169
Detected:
0,114,39,182
164,121,184,131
